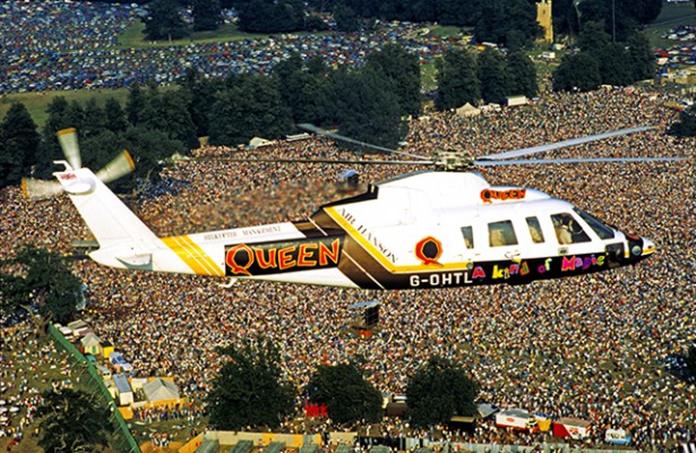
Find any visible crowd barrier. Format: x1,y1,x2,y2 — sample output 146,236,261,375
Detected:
47,324,141,453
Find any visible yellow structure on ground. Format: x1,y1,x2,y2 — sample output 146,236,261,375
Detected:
536,0,553,43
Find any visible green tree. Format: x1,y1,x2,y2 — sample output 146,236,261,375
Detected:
367,43,421,116
37,97,70,178
335,67,405,150
140,89,198,149
82,98,107,139
577,21,611,52
272,54,332,125
553,0,579,36
208,75,292,146
237,0,305,33
406,356,480,427
0,102,40,188
0,274,28,317
627,33,656,81
687,344,696,378
80,130,123,172
64,100,85,131
596,43,633,86
436,48,480,111
126,84,146,126
577,0,661,40
10,246,83,324
36,388,110,453
123,126,186,184
669,104,696,137
552,52,601,92
334,4,360,32
182,75,225,137
477,48,511,104
144,0,189,40
207,337,295,430
507,51,538,98
306,362,382,425
104,97,130,133
193,0,221,31
475,0,541,47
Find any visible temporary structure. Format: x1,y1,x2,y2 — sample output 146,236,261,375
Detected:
456,103,481,117
81,332,102,356
553,417,591,439
143,378,180,403
495,409,537,432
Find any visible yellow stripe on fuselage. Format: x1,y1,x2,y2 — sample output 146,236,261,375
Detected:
161,235,224,276
323,207,471,274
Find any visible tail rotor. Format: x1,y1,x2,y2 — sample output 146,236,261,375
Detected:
22,128,135,200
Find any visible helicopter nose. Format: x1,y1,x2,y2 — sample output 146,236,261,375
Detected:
641,237,656,256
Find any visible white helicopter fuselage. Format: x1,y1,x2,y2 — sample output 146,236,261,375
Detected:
58,168,655,290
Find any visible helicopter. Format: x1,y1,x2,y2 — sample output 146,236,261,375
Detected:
22,124,686,290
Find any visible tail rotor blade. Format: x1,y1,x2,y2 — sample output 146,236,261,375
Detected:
95,150,136,184
21,178,64,201
57,128,81,169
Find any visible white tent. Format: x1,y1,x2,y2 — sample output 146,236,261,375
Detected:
455,103,481,117
247,137,274,149
143,378,180,402
80,332,102,356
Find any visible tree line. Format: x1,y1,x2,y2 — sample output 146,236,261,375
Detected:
207,336,480,430
0,42,541,191
552,23,656,92
143,0,543,46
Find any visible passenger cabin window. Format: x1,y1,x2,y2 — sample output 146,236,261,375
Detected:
525,217,545,243
551,213,590,244
573,208,615,240
488,220,518,247
460,226,474,249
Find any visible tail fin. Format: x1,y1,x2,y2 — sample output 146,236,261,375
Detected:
54,164,159,252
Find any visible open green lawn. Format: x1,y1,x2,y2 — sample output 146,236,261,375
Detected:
421,61,439,93
430,25,466,38
645,3,696,48
117,21,269,49
0,88,130,127
0,85,175,128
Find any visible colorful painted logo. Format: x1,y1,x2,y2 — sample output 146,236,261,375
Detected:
415,236,442,266
480,188,526,203
225,237,342,276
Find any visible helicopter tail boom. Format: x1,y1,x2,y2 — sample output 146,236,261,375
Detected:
54,164,160,268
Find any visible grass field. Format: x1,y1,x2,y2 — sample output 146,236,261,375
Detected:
421,61,439,93
0,88,130,127
645,3,696,48
117,21,270,49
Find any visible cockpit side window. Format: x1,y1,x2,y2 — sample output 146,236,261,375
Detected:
573,208,615,240
460,226,474,249
525,216,545,244
551,213,590,244
488,220,518,247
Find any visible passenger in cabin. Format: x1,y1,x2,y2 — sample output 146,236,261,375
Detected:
555,223,573,245
552,213,589,244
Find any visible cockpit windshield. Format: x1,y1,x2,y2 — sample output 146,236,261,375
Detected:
573,208,615,240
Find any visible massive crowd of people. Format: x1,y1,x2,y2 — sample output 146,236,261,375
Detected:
0,320,74,450
0,0,451,94
1,87,693,450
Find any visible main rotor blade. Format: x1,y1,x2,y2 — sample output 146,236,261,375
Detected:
478,126,656,160
57,128,81,169
474,156,686,167
193,156,434,166
297,123,431,161
21,178,64,200
95,150,136,184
